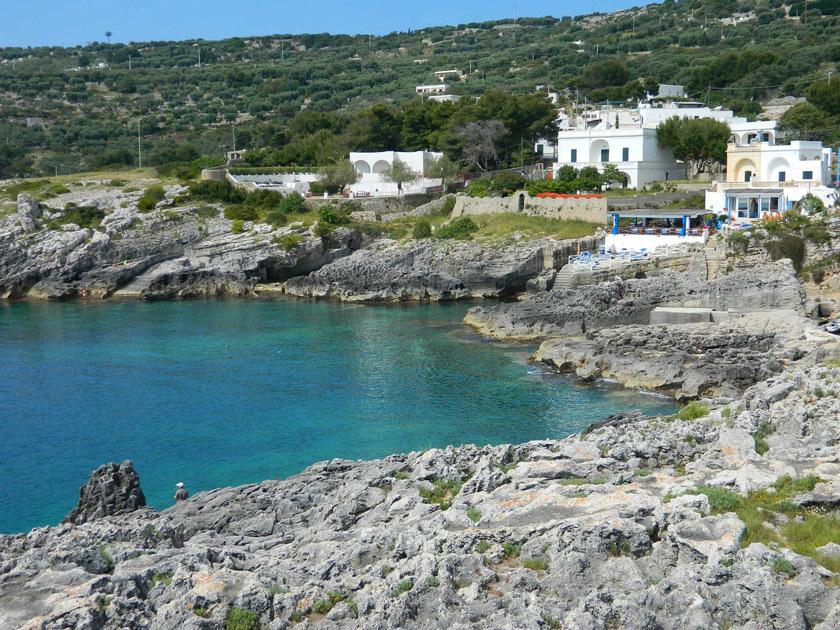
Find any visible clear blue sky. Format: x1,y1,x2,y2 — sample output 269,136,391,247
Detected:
2,0,654,48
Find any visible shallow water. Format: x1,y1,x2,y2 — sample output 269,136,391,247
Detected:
0,299,675,533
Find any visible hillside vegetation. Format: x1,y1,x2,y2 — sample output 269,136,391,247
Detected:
2,0,839,177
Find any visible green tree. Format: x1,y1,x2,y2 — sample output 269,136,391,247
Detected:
425,154,461,190
779,103,832,142
318,160,358,193
384,158,418,187
805,76,840,117
656,117,731,178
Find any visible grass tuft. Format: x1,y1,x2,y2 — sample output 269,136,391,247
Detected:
419,478,462,511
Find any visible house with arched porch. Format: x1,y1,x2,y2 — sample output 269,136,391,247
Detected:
349,150,444,197
705,140,835,220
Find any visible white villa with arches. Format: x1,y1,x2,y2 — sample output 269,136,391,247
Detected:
551,99,778,189
705,140,834,220
349,150,443,197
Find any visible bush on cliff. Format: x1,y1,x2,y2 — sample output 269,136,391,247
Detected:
224,205,259,222
412,220,432,239
137,185,166,212
434,217,478,240
317,204,350,226
225,608,260,630
47,204,106,230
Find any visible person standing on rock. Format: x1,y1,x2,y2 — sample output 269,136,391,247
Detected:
174,482,188,501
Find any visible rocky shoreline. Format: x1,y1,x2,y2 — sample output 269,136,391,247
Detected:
2,363,840,629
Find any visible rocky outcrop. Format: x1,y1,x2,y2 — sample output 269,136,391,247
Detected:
2,366,840,629
465,259,805,340
535,311,840,400
63,461,146,526
0,192,362,300
282,238,552,302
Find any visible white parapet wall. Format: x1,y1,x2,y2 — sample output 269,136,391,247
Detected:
605,232,707,251
451,191,608,225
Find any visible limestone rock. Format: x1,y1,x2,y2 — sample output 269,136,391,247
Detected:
63,460,146,525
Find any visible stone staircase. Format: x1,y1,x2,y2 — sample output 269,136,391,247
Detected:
553,265,575,290
704,241,721,280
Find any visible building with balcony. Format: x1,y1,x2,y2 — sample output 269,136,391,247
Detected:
705,140,835,220
552,98,778,189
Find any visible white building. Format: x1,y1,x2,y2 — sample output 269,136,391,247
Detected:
428,94,461,103
416,84,447,95
553,99,779,190
349,150,443,197
705,140,836,220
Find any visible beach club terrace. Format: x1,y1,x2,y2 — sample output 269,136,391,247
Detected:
607,208,711,252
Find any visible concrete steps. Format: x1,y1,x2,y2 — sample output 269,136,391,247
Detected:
554,266,574,289
704,243,721,281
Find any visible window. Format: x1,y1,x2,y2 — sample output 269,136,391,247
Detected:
622,147,629,161
536,144,544,156
760,197,770,213
778,171,786,182
600,148,609,162
570,149,577,163
803,170,813,180
744,170,752,183
737,198,749,218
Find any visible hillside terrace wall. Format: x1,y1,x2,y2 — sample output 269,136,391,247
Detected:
451,191,608,224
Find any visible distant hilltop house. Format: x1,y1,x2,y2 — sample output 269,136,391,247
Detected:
25,117,45,128
705,140,835,222
226,149,248,165
416,84,447,95
349,150,443,197
552,93,778,189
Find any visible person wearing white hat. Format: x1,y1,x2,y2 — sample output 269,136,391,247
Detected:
174,482,188,501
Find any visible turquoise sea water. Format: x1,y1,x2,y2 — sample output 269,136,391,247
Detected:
0,299,675,533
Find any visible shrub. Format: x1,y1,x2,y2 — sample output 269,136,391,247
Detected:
765,234,806,273
490,171,528,196
314,221,335,239
391,580,413,597
150,571,172,587
435,217,478,240
278,192,305,214
773,557,797,578
693,486,743,512
466,507,481,523
465,177,492,198
412,220,432,239
426,576,440,587
273,234,302,251
441,195,456,215
48,204,105,230
475,541,490,553
311,591,346,615
231,219,245,234
189,180,246,204
501,542,522,559
752,422,774,455
196,205,220,219
137,196,158,212
224,205,258,221
676,401,710,420
419,478,462,510
226,608,260,630
522,557,549,571
265,209,288,227
317,204,350,226
193,607,209,618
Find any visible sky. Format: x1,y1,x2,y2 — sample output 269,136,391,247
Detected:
1,0,654,48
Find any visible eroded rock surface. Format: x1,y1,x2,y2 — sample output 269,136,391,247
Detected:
2,367,839,629
283,238,551,302
64,461,146,526
0,190,362,300
535,311,839,400
465,259,805,340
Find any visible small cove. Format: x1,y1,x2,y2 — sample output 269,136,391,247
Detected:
0,299,675,533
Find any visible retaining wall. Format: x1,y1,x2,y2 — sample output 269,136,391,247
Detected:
451,191,608,224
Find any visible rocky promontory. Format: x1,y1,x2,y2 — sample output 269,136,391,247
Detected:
282,237,597,303
2,364,840,629
464,260,805,340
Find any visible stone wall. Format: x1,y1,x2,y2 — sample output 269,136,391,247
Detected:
451,191,608,225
